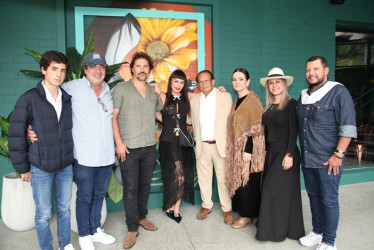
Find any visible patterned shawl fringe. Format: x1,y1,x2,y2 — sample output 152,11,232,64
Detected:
226,121,265,196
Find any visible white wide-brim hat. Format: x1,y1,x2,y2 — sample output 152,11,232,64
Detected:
260,67,294,87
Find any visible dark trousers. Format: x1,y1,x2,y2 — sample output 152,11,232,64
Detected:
119,145,156,232
302,166,343,246
73,161,112,237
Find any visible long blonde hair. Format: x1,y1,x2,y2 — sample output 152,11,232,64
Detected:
264,79,291,111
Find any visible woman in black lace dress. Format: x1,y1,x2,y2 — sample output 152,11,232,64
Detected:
159,70,194,223
256,67,305,241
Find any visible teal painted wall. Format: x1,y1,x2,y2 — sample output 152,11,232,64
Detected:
1,0,374,215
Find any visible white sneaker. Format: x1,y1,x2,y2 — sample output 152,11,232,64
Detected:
79,235,95,250
299,231,323,247
316,242,337,250
59,243,75,250
91,227,116,245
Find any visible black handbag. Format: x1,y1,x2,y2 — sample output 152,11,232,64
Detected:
177,126,195,148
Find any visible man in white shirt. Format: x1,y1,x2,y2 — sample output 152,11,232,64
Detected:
190,70,234,224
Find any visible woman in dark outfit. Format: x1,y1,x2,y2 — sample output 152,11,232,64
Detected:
226,68,265,229
158,69,194,223
256,67,305,241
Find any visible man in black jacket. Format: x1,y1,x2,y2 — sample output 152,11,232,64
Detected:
8,51,75,250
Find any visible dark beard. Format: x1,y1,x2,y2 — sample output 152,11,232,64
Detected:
307,78,325,89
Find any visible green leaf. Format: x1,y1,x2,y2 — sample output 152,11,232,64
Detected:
107,79,123,89
107,170,123,203
0,115,10,136
66,47,82,80
106,62,128,76
77,32,95,79
24,48,42,62
18,70,43,79
0,136,9,160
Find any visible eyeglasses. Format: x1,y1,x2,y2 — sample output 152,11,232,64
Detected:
97,98,108,112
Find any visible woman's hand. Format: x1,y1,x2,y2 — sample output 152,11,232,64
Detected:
217,86,227,92
243,152,252,163
282,155,293,170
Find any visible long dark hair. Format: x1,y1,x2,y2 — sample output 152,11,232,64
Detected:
162,69,190,115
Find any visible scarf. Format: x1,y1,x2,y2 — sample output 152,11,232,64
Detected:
225,91,265,196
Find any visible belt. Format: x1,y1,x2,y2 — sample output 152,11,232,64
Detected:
203,140,216,144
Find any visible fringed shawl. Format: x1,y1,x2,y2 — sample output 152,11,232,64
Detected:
225,90,265,196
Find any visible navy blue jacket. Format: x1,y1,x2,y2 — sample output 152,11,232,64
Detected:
8,81,74,173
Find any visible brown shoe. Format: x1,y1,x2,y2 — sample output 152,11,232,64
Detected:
139,218,158,231
197,208,212,220
231,217,253,229
123,231,139,249
223,211,234,224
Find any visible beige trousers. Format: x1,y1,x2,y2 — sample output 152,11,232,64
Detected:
196,142,232,212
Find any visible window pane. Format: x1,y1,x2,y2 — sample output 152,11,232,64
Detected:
336,43,367,67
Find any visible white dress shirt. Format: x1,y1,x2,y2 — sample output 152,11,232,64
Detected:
200,87,216,141
41,81,62,121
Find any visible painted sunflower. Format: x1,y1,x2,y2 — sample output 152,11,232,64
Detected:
137,17,198,92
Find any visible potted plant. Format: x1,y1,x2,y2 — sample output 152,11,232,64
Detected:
0,113,36,231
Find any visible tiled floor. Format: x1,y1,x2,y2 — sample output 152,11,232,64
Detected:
1,181,373,250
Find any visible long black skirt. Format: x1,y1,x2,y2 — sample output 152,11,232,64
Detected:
255,146,305,242
159,138,195,210
232,172,261,218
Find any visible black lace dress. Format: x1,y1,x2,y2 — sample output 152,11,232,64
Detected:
256,99,305,241
159,97,195,210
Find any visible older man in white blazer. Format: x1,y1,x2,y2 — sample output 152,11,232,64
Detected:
190,70,234,224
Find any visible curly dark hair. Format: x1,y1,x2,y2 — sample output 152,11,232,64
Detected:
130,52,154,75
40,51,69,72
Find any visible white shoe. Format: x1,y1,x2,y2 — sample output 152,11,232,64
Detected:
316,242,337,250
91,227,116,245
299,231,323,247
59,243,75,250
79,235,95,250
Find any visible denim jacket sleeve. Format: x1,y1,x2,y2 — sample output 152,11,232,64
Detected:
336,87,357,138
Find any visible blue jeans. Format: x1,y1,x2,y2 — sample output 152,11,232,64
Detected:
302,166,343,246
120,145,156,232
31,165,73,250
73,160,112,237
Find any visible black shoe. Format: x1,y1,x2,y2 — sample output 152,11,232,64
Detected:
173,213,182,223
166,210,174,220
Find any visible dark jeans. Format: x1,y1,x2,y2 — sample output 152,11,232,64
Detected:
73,160,112,237
120,145,156,232
302,166,343,246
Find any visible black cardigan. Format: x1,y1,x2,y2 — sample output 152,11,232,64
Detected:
8,81,74,173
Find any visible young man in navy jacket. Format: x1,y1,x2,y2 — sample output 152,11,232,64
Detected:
8,51,75,250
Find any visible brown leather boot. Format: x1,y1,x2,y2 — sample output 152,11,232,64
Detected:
197,208,212,220
231,217,253,229
139,218,158,231
123,231,139,249
223,211,234,224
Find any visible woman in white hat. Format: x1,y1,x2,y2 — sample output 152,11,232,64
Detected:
226,68,265,229
255,67,305,242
